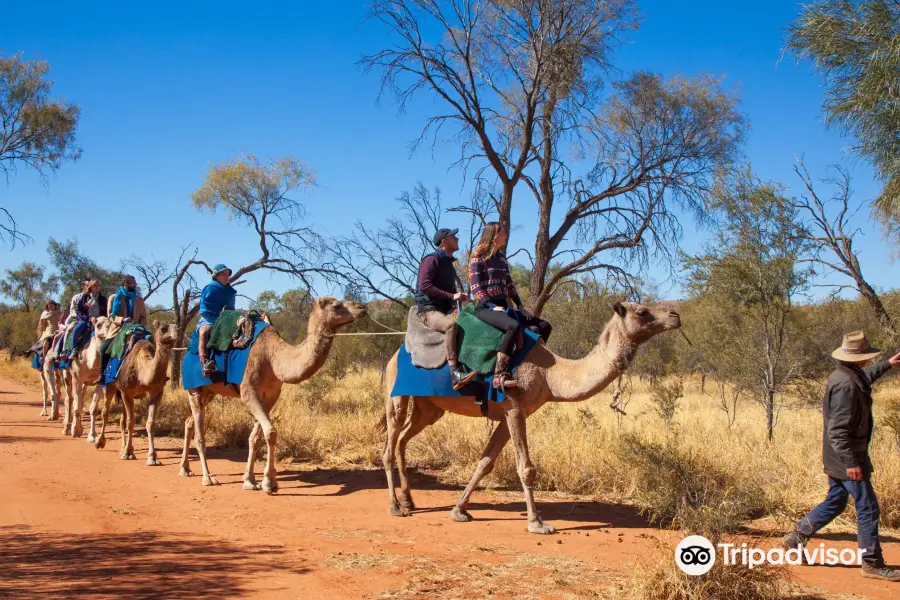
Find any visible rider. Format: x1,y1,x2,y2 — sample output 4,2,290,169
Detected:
198,264,236,377
468,222,551,390
37,300,62,360
415,228,477,390
96,275,147,384
67,280,108,360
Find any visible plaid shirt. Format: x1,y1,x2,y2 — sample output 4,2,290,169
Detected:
468,251,521,306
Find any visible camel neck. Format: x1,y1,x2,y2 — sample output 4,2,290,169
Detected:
545,322,636,403
145,342,173,384
269,323,335,384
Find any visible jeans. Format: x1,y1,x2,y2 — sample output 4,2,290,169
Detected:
795,476,883,566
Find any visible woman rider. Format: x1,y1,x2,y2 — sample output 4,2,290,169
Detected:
36,300,62,359
468,222,551,390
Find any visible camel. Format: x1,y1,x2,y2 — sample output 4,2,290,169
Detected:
90,320,178,466
61,317,111,438
179,297,367,492
382,301,681,534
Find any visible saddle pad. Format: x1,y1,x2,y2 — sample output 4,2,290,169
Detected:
390,328,539,403
106,323,152,360
182,321,270,391
405,306,448,369
456,304,526,375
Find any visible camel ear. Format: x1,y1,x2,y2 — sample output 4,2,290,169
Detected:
610,302,627,318
91,317,98,327
316,297,331,310
153,319,160,329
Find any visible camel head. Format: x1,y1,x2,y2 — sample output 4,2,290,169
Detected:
609,301,681,346
90,316,112,341
152,320,178,347
310,297,368,331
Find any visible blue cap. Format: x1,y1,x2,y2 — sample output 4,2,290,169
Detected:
211,264,231,279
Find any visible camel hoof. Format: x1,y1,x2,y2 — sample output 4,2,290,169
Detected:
147,457,162,467
120,453,137,460
243,481,262,491
179,467,193,478
202,476,220,486
399,496,416,511
389,504,410,517
527,521,556,535
40,409,48,417
86,434,96,443
71,429,82,439
262,479,278,494
450,507,473,523
95,437,106,450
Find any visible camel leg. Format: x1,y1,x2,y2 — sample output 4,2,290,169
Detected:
71,385,91,438
145,394,162,466
242,422,264,491
95,386,114,450
241,388,278,494
40,371,50,416
451,420,511,523
188,391,218,486
383,395,408,516
63,381,78,436
505,403,554,535
87,387,100,443
396,399,444,513
178,415,196,477
47,370,61,421
120,394,136,460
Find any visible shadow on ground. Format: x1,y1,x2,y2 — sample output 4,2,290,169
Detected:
0,525,309,598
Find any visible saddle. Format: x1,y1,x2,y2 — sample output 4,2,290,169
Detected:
207,310,270,353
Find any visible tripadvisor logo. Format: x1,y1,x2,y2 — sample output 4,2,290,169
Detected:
675,535,866,575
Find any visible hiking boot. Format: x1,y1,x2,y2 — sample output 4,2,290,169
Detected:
491,352,518,391
862,563,900,581
202,358,217,377
450,364,477,391
781,530,807,551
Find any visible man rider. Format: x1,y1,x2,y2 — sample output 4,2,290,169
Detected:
415,228,477,389
96,275,147,384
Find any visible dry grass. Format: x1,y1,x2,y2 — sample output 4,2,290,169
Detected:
3,351,900,537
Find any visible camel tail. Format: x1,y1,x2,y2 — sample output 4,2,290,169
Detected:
374,412,387,435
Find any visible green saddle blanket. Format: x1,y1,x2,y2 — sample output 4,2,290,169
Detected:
207,310,263,353
456,304,508,375
105,323,150,360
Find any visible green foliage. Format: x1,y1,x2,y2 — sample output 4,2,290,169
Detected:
649,378,683,433
0,262,59,311
787,0,900,226
0,307,40,352
47,238,121,306
684,170,815,438
0,53,81,247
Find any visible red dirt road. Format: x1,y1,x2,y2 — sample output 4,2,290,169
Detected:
1,375,898,599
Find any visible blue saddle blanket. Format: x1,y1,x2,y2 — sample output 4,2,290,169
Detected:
182,321,270,391
390,329,539,403
56,329,95,371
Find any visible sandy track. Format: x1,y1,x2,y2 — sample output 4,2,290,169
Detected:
0,375,897,599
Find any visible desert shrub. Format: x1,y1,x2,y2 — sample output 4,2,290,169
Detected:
617,434,771,537
621,548,793,600
650,378,684,433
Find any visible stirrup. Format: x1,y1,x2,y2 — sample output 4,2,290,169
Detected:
492,373,517,392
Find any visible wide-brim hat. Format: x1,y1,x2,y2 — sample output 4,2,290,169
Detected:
832,330,881,362
211,263,232,279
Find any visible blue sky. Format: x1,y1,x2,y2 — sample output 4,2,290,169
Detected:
0,0,895,306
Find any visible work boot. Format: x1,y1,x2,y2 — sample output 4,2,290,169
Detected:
202,358,217,377
781,530,807,551
491,352,517,391
450,364,477,390
862,563,900,581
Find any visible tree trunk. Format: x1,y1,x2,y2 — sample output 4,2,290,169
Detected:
765,389,775,441
169,323,187,389
857,278,897,339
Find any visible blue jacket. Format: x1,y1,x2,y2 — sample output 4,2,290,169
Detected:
199,281,237,323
